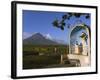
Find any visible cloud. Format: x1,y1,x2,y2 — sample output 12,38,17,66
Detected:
23,32,32,39
44,33,52,40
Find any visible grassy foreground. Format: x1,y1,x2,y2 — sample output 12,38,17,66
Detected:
23,45,71,69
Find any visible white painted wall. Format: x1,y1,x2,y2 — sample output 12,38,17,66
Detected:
0,0,99,80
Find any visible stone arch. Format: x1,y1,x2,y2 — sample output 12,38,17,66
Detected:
69,23,91,57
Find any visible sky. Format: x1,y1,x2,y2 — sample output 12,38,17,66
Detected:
23,10,90,44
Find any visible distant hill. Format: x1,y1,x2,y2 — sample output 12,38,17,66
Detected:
23,33,59,45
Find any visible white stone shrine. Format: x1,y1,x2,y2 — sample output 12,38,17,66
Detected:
68,23,91,66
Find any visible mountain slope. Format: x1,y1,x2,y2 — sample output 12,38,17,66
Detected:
23,33,59,45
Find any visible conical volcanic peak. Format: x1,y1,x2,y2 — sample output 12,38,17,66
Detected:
23,33,58,45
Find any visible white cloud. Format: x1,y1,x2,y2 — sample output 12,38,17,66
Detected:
44,33,52,40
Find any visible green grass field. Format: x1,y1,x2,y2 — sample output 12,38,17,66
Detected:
23,45,70,69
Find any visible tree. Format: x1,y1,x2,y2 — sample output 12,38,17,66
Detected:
52,13,90,30
80,32,88,43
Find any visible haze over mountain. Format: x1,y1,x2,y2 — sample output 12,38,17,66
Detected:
23,33,67,45
24,33,58,45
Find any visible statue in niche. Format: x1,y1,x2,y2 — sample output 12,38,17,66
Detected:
74,41,79,54
80,32,88,55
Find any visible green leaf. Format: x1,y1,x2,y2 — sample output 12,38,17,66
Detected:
60,26,64,30
52,19,59,27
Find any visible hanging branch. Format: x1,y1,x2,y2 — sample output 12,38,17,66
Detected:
52,13,90,30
